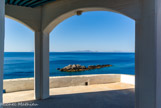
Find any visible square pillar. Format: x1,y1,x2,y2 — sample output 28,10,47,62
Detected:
34,31,49,99
0,0,5,108
135,0,161,108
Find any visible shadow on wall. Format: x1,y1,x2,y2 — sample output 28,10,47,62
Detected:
3,89,135,108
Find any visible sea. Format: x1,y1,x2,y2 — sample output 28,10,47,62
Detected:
4,52,135,79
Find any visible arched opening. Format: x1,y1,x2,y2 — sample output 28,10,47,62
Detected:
49,10,135,107
5,15,35,32
44,7,136,33
3,17,34,103
2,0,160,107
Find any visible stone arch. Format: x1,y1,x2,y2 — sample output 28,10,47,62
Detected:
42,0,140,33
5,5,42,32
5,15,34,31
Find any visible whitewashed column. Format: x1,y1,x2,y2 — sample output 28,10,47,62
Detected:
0,0,5,108
34,31,49,99
135,0,161,108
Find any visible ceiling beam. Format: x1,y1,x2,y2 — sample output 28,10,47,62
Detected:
31,0,55,8
5,0,56,7
9,0,15,4
18,0,31,6
25,0,39,7
13,0,22,5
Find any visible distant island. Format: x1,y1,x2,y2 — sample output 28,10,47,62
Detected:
67,50,98,52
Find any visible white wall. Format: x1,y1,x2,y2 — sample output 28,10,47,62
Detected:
4,74,121,93
3,74,136,93
121,75,135,85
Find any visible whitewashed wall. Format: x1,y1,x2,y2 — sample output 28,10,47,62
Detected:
3,74,134,93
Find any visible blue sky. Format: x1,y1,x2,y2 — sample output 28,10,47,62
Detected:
5,11,135,52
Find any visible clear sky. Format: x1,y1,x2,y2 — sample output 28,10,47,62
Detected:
5,11,135,52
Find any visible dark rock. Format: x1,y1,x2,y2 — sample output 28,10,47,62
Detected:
58,64,112,72
81,66,86,69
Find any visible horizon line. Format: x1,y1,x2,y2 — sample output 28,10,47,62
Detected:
4,51,135,53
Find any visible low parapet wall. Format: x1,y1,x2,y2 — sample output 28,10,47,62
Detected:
3,74,135,93
121,75,135,85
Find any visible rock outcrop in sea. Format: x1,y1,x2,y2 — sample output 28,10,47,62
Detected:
57,64,112,72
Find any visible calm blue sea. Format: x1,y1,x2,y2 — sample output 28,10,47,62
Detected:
4,52,135,79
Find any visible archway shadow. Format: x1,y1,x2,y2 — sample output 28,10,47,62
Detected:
3,89,134,108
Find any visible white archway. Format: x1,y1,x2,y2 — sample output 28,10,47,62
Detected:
1,0,161,108
5,15,35,32
44,7,136,33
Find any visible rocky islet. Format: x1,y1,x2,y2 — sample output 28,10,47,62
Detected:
57,64,112,72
